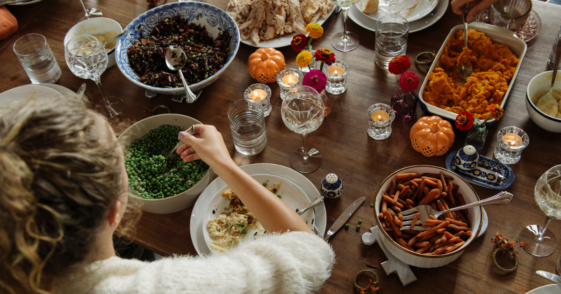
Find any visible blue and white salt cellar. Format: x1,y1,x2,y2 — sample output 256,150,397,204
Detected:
454,145,479,172
321,173,343,199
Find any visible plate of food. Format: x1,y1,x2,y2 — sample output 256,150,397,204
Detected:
225,0,335,47
0,85,65,116
355,0,438,22
202,174,315,254
419,22,527,125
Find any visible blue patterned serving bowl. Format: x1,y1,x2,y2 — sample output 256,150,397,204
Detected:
115,2,240,95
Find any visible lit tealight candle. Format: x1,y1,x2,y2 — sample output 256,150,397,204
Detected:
371,110,390,122
249,89,267,101
282,74,298,86
502,133,523,147
327,65,345,77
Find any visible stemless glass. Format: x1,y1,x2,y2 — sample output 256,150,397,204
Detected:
518,165,561,257
331,0,360,52
281,86,325,174
65,35,123,118
375,15,409,70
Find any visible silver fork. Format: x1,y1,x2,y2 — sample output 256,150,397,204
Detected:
399,191,513,231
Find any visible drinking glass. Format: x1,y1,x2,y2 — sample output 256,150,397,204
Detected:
76,0,103,23
65,35,123,118
375,15,409,70
518,165,561,257
330,0,360,52
281,86,325,173
13,34,61,84
489,0,532,31
227,99,267,156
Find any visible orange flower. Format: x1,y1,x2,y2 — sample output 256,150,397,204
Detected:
487,104,504,120
520,241,525,246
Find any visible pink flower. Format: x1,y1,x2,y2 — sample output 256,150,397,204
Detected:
303,70,327,93
399,71,420,92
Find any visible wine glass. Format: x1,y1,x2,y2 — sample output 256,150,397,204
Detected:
281,86,325,174
76,0,102,23
65,35,123,118
518,165,561,257
330,0,360,52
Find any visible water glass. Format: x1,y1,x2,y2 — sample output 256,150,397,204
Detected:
375,15,409,70
13,34,61,84
227,99,267,156
489,0,532,31
367,104,395,140
548,25,561,70
323,61,349,95
277,69,303,100
244,83,272,117
493,126,529,165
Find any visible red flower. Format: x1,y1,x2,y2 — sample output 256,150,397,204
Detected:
291,34,308,52
398,71,420,92
314,48,336,66
303,69,327,93
455,111,474,130
389,55,411,75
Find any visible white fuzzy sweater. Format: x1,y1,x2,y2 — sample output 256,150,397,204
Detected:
56,232,335,294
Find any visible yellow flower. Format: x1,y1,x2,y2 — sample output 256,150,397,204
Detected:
306,23,323,39
296,51,313,68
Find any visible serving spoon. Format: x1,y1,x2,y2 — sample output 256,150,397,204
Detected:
165,46,197,103
458,3,473,80
539,37,561,105
102,30,127,48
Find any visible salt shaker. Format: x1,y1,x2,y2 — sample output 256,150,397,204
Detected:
321,173,343,199
453,145,479,172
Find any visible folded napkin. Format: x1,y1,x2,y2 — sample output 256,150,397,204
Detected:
0,6,18,40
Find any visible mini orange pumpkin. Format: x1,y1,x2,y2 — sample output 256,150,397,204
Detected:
410,116,455,157
248,47,285,84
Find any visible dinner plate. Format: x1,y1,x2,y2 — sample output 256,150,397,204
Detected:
191,163,327,256
355,0,438,22
202,174,315,254
240,8,335,48
349,0,448,33
7,0,43,5
0,85,65,116
526,284,561,294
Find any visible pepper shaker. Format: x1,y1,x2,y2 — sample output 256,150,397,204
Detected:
321,173,343,199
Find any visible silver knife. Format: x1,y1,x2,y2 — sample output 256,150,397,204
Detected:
536,270,561,289
324,196,365,241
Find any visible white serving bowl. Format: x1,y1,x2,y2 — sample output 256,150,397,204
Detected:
64,17,123,68
374,166,482,268
526,71,561,133
118,114,213,214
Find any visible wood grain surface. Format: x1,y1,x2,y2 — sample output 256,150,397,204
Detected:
2,0,561,293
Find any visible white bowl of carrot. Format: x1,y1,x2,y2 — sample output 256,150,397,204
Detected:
374,165,482,268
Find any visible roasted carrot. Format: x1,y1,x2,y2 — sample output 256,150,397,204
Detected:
384,211,402,237
419,188,440,206
394,215,403,227
398,238,414,251
410,213,421,230
389,180,396,197
396,173,417,180
417,221,450,238
424,219,445,226
393,190,400,203
437,180,443,193
416,244,431,254
382,195,395,204
406,199,415,206
444,231,455,239
448,224,470,231
424,179,438,188
446,218,468,227
408,236,418,247
414,241,431,247
440,172,448,192
382,199,388,212
445,241,465,253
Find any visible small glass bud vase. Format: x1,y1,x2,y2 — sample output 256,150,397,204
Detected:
390,88,418,121
465,124,489,153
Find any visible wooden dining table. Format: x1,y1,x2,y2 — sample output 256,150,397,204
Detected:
2,0,561,292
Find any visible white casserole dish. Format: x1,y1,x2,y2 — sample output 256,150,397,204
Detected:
374,166,482,268
418,23,527,125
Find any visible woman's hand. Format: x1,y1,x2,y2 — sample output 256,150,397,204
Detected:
177,125,234,172
451,0,497,23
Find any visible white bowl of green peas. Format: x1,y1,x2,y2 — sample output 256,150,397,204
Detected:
119,114,213,214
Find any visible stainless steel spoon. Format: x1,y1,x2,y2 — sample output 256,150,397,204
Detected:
540,36,561,103
165,46,197,103
103,30,127,48
296,196,324,216
458,3,473,80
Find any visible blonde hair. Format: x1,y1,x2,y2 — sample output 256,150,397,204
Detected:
0,99,140,294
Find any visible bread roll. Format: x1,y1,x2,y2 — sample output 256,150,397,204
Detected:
361,0,379,13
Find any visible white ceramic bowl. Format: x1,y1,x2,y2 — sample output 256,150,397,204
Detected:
526,71,561,133
118,114,213,214
64,17,123,68
374,166,482,268
418,23,527,125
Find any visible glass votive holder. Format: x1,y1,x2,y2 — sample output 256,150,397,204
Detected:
493,126,529,165
244,83,272,117
367,103,395,140
277,68,303,100
323,61,349,95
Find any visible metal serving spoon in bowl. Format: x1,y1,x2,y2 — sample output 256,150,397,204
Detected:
165,46,197,103
458,3,473,80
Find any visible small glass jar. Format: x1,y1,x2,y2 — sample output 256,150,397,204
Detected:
277,69,303,100
366,103,395,140
465,125,489,153
323,61,349,95
390,88,418,121
494,126,529,165
244,83,272,117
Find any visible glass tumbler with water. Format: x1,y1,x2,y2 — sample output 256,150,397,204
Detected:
518,165,561,257
227,99,267,156
375,15,409,70
13,34,62,84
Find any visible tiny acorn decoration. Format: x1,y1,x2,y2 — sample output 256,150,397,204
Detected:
321,173,343,199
